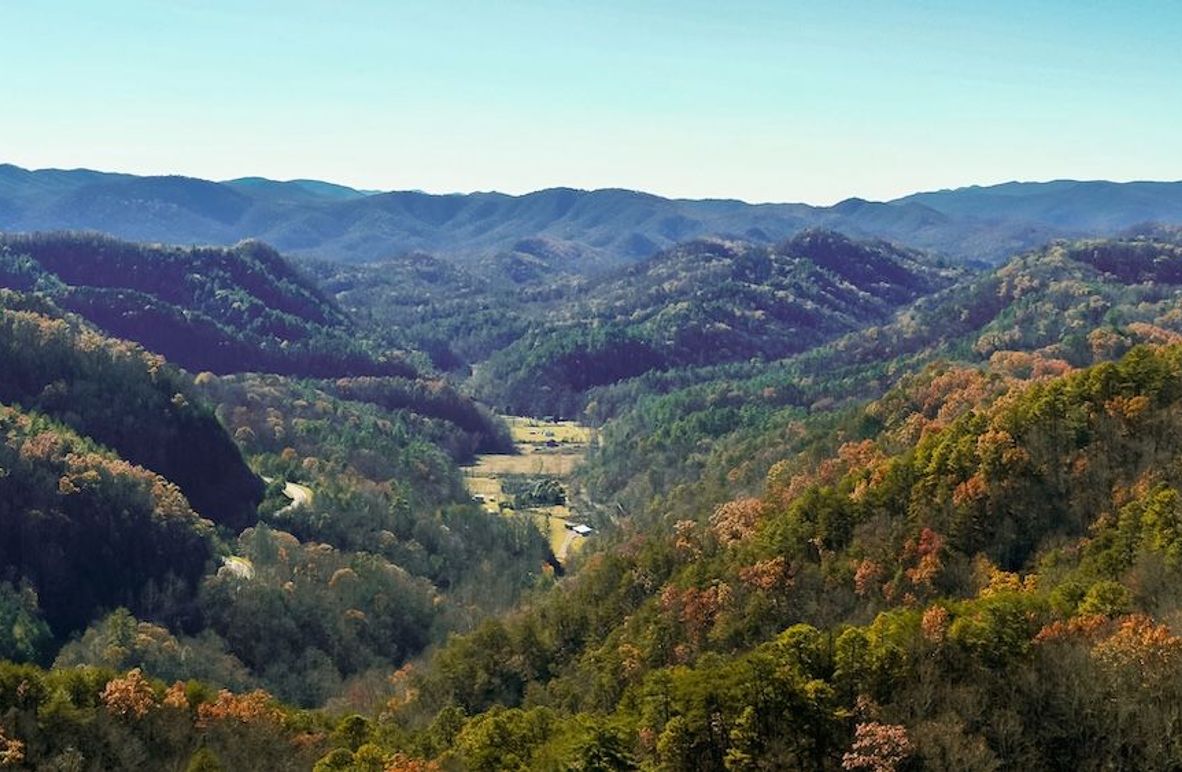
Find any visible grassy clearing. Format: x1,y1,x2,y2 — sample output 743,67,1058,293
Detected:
464,475,505,512
462,415,594,562
507,416,595,445
526,507,575,558
467,448,583,477
462,479,575,555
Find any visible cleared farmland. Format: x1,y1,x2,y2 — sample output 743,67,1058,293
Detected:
463,417,595,561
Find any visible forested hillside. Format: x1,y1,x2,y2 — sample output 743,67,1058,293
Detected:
470,230,958,417
307,231,1182,768
581,233,1182,512
0,232,412,377
7,0,1177,766
0,290,263,528
7,228,1182,769
0,280,561,767
310,228,956,396
309,252,557,372
0,403,214,639
382,343,1182,770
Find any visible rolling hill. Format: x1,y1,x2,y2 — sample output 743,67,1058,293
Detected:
376,231,1182,768
4,187,1182,768
469,230,960,416
0,290,264,530
580,231,1182,519
0,283,550,713
0,232,415,377
394,342,1182,770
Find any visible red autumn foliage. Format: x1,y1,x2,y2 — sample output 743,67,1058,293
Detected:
842,721,914,772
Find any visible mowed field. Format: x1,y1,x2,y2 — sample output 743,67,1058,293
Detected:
508,418,591,444
467,450,583,477
463,417,594,561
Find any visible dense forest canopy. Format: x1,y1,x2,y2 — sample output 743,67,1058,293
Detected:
468,230,959,416
387,343,1182,770
0,290,263,528
3,226,1182,768
0,232,415,378
0,272,555,764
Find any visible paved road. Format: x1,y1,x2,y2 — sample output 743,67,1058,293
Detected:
283,481,314,508
262,476,314,514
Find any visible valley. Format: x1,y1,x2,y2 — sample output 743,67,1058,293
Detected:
5,2,1176,767
463,416,596,562
3,211,1182,770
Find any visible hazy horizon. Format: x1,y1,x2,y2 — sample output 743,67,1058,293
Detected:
5,1,1181,205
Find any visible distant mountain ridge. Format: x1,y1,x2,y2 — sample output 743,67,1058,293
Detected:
2,163,1182,267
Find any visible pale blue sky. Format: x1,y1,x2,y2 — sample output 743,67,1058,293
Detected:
3,1,1180,203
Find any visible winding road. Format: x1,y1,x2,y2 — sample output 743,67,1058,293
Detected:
261,476,315,515
282,480,314,509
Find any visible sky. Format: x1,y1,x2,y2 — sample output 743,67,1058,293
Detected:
3,1,1181,204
